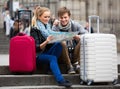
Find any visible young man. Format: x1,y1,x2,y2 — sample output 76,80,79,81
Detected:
52,7,88,74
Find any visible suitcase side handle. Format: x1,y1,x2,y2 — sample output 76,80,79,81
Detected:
88,15,99,33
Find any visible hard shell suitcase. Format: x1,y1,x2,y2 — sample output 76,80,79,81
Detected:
80,15,118,85
9,33,36,72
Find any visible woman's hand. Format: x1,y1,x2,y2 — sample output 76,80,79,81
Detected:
40,35,54,49
46,35,54,43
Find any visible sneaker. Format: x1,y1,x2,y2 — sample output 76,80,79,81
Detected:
58,80,72,87
68,67,76,74
74,64,80,74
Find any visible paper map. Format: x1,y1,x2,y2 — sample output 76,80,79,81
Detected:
49,32,78,43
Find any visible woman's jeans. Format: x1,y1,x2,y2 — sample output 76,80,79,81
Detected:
37,42,64,82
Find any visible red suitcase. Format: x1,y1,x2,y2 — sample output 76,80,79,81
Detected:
9,33,36,72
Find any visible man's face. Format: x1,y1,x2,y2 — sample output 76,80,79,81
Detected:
59,13,70,26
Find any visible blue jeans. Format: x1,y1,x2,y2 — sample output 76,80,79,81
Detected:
37,42,64,82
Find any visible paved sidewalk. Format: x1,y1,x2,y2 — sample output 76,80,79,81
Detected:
0,53,120,66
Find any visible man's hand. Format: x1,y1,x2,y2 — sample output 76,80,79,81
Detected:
73,35,80,41
53,19,59,26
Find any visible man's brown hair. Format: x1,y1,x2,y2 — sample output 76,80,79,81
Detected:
58,7,71,17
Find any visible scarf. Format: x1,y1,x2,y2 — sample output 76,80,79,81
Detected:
37,20,60,39
58,20,75,47
58,20,71,32
37,20,51,38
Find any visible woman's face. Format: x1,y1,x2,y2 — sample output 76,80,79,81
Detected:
59,13,70,26
38,11,51,24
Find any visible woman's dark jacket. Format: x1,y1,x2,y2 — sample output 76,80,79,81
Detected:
30,27,46,53
30,27,53,55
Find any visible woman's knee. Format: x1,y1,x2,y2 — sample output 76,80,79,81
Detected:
55,42,62,48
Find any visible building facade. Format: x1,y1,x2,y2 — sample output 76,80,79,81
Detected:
0,0,120,37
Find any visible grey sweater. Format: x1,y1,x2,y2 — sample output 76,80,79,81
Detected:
52,20,88,34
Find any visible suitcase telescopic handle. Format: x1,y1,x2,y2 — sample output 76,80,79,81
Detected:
88,15,99,33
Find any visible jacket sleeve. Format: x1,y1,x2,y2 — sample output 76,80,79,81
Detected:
73,21,88,34
52,25,60,31
30,28,42,52
77,23,88,34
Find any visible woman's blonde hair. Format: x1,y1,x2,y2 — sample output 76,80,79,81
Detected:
34,6,41,18
32,6,41,26
36,7,50,20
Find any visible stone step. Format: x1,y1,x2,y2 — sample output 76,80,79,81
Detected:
0,33,8,37
0,42,9,45
0,44,9,46
0,29,9,54
0,65,119,86
0,65,120,86
0,85,120,89
0,74,79,86
0,65,67,75
0,64,120,74
0,38,9,42
0,74,120,87
0,48,9,54
0,51,9,54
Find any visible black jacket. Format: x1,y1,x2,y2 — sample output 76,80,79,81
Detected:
30,27,46,53
30,27,53,54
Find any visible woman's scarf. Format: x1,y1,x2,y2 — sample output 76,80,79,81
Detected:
37,20,51,38
37,20,60,38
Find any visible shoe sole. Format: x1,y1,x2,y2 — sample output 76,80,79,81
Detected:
68,71,76,74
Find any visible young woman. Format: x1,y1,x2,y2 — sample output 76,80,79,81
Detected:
30,6,72,87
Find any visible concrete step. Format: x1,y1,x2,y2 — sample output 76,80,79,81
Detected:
0,64,120,74
0,74,80,86
0,74,120,87
0,28,10,54
0,51,9,54
0,64,119,86
0,46,9,54
0,54,120,88
0,66,120,86
0,65,68,75
0,85,120,89
0,41,9,45
0,45,9,48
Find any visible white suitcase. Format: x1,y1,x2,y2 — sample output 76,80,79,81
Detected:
80,16,118,85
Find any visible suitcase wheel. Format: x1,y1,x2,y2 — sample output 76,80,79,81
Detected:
112,79,118,85
87,80,93,85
